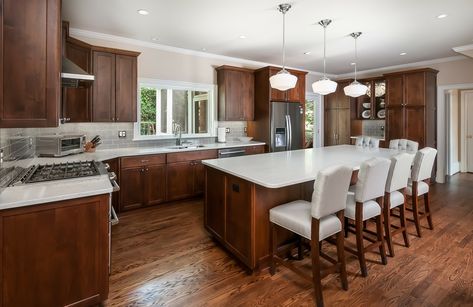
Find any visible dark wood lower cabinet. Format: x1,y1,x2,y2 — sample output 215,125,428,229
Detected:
120,167,146,211
166,161,200,201
0,194,109,306
146,165,167,205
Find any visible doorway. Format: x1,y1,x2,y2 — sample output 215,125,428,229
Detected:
305,93,322,148
461,90,473,172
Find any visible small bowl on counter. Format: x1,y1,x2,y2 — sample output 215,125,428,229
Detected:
238,136,254,143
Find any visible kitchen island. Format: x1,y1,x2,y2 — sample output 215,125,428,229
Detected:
203,145,399,271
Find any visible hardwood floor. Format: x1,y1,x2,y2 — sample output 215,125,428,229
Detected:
106,173,473,306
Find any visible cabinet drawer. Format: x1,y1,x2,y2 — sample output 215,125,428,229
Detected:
121,154,166,168
167,149,218,163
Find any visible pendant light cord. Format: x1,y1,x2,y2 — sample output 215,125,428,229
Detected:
282,10,286,70
323,24,327,78
354,36,358,81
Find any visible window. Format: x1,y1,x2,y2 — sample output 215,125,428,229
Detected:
134,79,216,140
305,93,322,148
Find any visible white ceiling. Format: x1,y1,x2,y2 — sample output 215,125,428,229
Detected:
62,0,473,74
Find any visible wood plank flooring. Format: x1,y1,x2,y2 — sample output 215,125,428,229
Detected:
106,173,473,306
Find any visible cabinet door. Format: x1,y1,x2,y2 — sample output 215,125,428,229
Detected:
115,55,137,122
222,70,244,120
337,108,351,145
0,0,60,128
405,72,425,106
146,164,166,205
193,161,206,195
92,51,115,122
225,175,252,266
386,75,404,107
324,108,338,145
337,82,352,109
286,73,305,103
120,167,145,211
386,106,405,142
166,162,195,201
241,70,255,120
405,107,426,147
245,145,265,155
205,168,226,239
2,195,109,306
63,40,92,122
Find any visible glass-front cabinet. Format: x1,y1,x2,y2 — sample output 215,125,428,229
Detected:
356,78,386,120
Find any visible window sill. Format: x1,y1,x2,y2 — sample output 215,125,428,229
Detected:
132,134,216,141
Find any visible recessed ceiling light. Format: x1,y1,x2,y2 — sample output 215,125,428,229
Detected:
239,35,247,39
350,62,356,66
151,37,158,41
137,9,149,15
201,48,207,51
437,14,448,19
400,52,407,56
304,51,311,55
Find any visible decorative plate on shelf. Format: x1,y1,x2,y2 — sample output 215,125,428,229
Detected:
375,83,386,97
377,109,386,119
362,110,371,119
362,102,371,109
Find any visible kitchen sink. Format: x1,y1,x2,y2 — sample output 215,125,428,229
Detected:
167,144,206,150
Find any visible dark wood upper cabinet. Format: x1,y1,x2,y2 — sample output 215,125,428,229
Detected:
115,55,137,122
217,65,254,121
324,81,352,146
0,0,61,128
62,37,93,122
384,68,438,148
92,51,116,122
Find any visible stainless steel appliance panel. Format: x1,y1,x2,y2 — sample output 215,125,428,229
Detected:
271,102,304,152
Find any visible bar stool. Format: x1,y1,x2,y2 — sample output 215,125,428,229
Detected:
384,153,414,257
355,136,380,149
269,165,352,307
345,157,391,277
389,139,419,153
406,147,437,237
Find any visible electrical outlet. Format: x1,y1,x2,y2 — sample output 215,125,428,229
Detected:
118,131,127,138
244,127,247,133
225,128,230,133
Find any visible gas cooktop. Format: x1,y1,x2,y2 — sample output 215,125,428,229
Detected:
11,161,105,185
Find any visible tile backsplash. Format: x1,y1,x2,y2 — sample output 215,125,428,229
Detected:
0,121,247,160
362,120,385,139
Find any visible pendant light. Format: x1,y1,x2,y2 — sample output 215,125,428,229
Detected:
344,32,368,97
312,19,337,95
270,4,297,91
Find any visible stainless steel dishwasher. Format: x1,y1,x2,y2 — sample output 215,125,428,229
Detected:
218,147,246,158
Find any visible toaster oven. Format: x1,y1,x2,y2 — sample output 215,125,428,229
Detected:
36,134,86,157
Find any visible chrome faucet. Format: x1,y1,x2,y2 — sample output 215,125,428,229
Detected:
173,122,182,146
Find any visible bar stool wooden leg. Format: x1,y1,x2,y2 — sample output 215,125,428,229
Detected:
310,219,324,307
376,214,388,265
336,211,348,290
270,222,277,275
355,203,368,277
383,194,394,257
400,203,410,247
424,191,434,230
412,194,422,237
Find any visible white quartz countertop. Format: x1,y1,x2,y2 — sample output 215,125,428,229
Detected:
0,141,265,210
203,145,401,189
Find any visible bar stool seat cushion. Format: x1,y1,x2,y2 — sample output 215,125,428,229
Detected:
345,193,381,221
389,190,405,208
270,200,341,241
406,181,429,196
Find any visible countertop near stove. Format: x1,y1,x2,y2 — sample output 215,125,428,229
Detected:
0,141,265,210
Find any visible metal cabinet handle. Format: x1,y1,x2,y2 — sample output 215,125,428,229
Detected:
116,118,119,121
141,160,149,163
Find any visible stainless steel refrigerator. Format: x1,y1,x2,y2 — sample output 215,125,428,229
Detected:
270,101,304,152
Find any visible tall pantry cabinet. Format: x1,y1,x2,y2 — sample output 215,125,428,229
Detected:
384,68,438,148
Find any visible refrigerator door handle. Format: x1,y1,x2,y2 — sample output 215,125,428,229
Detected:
285,115,290,150
286,114,292,150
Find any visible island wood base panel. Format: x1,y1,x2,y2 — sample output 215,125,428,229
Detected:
204,166,314,271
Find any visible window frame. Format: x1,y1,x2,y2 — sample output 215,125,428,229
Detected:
133,78,217,141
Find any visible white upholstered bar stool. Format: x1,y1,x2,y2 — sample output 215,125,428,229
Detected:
406,147,437,237
389,139,419,153
384,153,415,257
355,136,380,149
344,157,391,277
269,165,352,307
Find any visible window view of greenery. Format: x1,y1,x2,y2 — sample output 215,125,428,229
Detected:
139,86,209,136
305,99,314,147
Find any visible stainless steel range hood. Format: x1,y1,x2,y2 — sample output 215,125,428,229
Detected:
61,57,94,88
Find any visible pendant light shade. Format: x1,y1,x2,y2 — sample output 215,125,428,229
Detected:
270,69,298,91
344,32,368,98
270,4,297,91
344,80,368,97
312,77,338,95
312,19,337,95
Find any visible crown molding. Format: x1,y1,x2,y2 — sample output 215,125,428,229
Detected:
336,55,467,79
69,28,332,78
453,44,473,52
